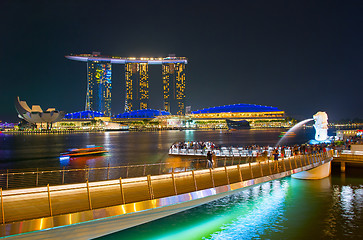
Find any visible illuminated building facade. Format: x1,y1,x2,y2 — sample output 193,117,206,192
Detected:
190,104,288,128
66,53,187,115
162,63,186,115
86,60,112,116
125,63,149,112
191,104,285,120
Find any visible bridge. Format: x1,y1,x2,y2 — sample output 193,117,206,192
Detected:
0,151,334,239
332,149,363,172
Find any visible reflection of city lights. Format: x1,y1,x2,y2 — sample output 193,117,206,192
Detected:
104,131,110,148
184,130,194,142
341,186,354,215
157,181,288,240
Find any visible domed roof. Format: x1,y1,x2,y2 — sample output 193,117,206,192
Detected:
191,103,282,114
114,109,170,118
63,110,105,119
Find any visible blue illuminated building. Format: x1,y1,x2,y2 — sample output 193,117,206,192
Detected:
191,104,282,114
63,110,105,119
190,104,285,127
114,109,170,119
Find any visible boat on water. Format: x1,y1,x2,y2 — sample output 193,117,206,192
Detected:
60,146,108,157
226,119,250,130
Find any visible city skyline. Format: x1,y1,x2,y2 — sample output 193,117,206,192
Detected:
0,0,362,122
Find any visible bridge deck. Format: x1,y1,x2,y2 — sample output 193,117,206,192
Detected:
0,152,332,238
333,153,363,163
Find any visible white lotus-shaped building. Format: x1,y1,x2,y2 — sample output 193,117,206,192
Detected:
15,97,65,124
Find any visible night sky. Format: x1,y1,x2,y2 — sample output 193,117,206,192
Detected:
1,0,362,122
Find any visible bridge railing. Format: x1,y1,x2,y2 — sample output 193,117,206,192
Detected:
0,149,331,190
0,151,333,225
0,157,258,190
334,150,363,161
0,162,188,190
339,150,363,155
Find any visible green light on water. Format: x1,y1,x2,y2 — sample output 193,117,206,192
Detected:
98,180,291,240
154,180,289,240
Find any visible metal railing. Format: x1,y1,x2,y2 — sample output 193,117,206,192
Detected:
0,148,332,190
334,150,363,161
0,149,336,190
0,152,333,226
0,157,259,190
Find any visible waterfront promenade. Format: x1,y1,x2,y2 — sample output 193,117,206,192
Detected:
333,150,363,172
0,151,333,239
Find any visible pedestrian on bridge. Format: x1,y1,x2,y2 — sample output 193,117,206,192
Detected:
273,148,279,171
207,151,213,169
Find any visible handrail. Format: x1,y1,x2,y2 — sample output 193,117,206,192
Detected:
0,155,270,190
0,152,333,226
0,150,334,190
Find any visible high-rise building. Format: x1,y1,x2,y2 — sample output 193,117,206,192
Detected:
86,60,112,116
162,62,186,115
66,54,187,115
125,63,149,112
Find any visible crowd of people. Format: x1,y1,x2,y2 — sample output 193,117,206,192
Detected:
171,141,335,170
170,141,330,157
343,134,363,150
169,132,363,170
170,141,217,151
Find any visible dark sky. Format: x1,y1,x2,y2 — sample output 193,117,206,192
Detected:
0,0,362,122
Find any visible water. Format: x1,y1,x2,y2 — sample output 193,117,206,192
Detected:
1,129,362,239
0,129,314,170
276,118,314,146
98,168,363,240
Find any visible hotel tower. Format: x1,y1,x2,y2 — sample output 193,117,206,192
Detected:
66,53,187,115
86,60,112,116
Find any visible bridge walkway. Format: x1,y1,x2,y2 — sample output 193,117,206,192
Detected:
0,152,331,226
331,150,363,172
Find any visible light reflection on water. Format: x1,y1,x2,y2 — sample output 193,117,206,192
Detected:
206,181,288,240
148,180,288,240
341,186,354,220
99,171,363,240
328,183,363,239
0,129,313,169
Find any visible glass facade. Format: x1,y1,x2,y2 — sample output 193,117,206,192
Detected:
125,63,149,112
86,61,112,116
162,63,186,115
67,54,187,116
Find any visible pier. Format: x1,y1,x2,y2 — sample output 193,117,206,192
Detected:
333,150,363,172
